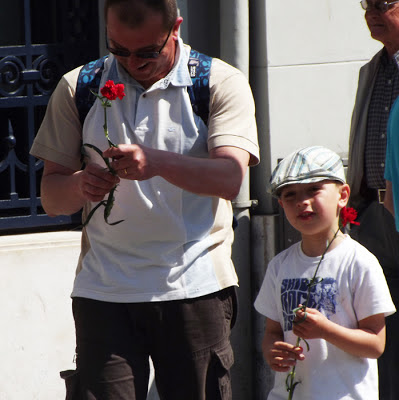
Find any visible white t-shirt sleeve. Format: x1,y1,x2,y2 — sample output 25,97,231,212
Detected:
254,257,281,322
350,243,396,320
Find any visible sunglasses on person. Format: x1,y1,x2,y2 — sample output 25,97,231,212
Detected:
360,0,399,12
106,26,173,59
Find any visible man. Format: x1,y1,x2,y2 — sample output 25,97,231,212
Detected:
347,1,399,399
30,1,259,399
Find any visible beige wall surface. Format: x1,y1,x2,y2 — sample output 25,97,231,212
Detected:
0,232,80,400
265,0,381,167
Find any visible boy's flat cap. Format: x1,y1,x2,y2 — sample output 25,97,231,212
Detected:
269,146,346,197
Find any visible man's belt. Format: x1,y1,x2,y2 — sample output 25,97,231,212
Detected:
359,184,386,205
378,189,386,204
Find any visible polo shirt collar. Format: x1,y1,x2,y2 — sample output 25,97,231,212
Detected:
148,37,192,90
168,38,193,88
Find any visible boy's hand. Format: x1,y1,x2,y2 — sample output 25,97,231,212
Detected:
293,306,330,340
267,341,305,372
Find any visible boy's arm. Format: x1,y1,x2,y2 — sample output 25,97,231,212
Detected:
262,318,305,372
293,308,386,359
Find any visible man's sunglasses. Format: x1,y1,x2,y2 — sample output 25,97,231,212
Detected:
360,0,399,12
106,27,173,59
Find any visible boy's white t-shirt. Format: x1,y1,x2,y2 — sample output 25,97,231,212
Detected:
255,235,395,400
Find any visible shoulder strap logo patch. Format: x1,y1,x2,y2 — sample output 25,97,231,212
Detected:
187,49,212,126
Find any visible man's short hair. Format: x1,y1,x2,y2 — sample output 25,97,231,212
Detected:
104,0,177,31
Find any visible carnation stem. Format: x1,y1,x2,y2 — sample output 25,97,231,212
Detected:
103,103,117,148
286,227,340,399
80,83,126,227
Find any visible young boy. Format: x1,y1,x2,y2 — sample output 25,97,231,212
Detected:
254,146,395,400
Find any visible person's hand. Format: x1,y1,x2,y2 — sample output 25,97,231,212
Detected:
78,163,120,202
103,144,157,181
293,306,330,340
265,341,305,372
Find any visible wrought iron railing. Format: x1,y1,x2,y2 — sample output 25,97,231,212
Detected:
0,0,99,233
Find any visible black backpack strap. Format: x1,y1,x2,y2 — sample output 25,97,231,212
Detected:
76,56,108,126
187,49,212,126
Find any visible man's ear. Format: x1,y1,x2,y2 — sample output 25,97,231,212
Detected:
172,17,183,39
278,198,284,209
338,183,350,208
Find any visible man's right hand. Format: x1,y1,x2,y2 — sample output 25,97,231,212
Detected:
79,163,120,203
40,160,119,217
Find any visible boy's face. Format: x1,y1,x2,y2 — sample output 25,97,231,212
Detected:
278,180,349,238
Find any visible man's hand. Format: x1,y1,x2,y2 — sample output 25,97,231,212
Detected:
41,160,119,217
79,163,120,202
103,144,156,181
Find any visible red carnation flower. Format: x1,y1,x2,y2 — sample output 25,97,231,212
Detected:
100,80,125,101
340,207,360,228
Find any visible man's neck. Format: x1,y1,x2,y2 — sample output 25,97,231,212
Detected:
385,43,399,59
138,39,179,89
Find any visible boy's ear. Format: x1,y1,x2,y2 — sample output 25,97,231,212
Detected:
338,183,350,208
278,198,284,209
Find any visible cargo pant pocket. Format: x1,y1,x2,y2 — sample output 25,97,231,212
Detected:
207,342,234,400
60,369,81,400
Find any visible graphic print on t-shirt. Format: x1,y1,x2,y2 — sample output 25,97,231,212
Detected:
281,277,338,331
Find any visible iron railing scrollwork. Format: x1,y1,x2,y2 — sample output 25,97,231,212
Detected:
0,52,61,97
0,0,99,233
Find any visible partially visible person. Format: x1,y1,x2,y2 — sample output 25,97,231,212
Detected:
384,95,399,221
255,146,395,400
29,0,259,399
347,2,399,398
